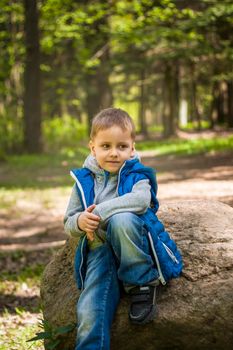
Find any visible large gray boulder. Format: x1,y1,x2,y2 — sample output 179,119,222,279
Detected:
40,200,233,350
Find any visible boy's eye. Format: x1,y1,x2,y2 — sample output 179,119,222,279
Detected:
119,144,128,150
102,144,109,149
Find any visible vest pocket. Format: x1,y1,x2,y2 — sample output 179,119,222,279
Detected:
160,240,180,264
151,234,182,281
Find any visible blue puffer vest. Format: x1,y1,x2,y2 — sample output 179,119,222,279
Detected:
71,158,183,290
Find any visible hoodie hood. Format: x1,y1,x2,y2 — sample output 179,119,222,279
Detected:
83,154,103,175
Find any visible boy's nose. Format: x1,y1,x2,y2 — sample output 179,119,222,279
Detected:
110,148,118,157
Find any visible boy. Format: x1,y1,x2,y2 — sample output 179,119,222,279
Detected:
64,108,182,350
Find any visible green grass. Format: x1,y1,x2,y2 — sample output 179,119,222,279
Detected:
136,134,233,156
0,270,44,349
0,264,44,286
0,150,87,189
0,187,70,214
0,134,232,189
0,252,50,349
0,309,44,350
180,120,211,130
148,125,163,133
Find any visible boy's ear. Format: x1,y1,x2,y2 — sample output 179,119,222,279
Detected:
89,140,96,156
131,142,136,156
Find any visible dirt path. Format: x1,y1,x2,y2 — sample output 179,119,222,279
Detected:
143,150,233,207
0,151,233,253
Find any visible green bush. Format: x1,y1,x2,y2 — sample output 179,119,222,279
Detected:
43,115,87,152
0,112,23,155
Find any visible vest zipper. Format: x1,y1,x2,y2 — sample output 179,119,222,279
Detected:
79,237,85,290
70,171,87,290
116,162,126,194
160,240,179,264
70,171,87,209
148,232,166,285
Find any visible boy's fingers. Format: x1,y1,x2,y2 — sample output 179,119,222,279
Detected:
86,212,100,221
86,222,99,229
86,204,96,212
86,231,94,241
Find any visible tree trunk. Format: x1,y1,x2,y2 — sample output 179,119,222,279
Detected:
216,81,226,125
209,81,218,129
210,81,228,128
190,64,201,130
162,62,177,138
138,68,148,136
23,0,42,153
85,47,113,135
227,80,233,128
174,63,180,130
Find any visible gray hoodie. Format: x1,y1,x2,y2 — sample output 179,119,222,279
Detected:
64,154,151,248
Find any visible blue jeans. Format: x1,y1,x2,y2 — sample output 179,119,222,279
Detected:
75,213,158,350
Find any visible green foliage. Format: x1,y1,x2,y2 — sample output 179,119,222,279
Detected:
0,0,24,154
43,115,87,152
27,318,76,350
1,0,233,154
0,112,23,154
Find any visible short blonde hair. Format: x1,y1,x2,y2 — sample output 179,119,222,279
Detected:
90,108,135,140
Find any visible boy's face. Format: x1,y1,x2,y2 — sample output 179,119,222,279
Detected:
89,126,135,173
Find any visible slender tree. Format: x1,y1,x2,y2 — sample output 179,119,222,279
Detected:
23,0,42,153
227,80,233,127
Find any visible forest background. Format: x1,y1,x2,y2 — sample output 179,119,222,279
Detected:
0,0,233,349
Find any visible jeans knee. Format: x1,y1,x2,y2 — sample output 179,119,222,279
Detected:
108,212,137,231
107,212,144,246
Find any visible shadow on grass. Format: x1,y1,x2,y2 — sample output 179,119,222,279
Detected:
142,150,233,183
0,294,41,315
0,249,57,281
0,150,88,189
0,249,58,315
0,217,66,246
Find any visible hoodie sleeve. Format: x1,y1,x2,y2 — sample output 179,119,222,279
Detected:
63,184,85,238
92,179,151,222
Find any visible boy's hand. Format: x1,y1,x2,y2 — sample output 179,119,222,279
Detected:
78,204,100,241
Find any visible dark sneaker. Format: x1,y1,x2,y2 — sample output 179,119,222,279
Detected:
129,285,158,325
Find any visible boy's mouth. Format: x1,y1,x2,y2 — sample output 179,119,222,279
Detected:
106,161,120,164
